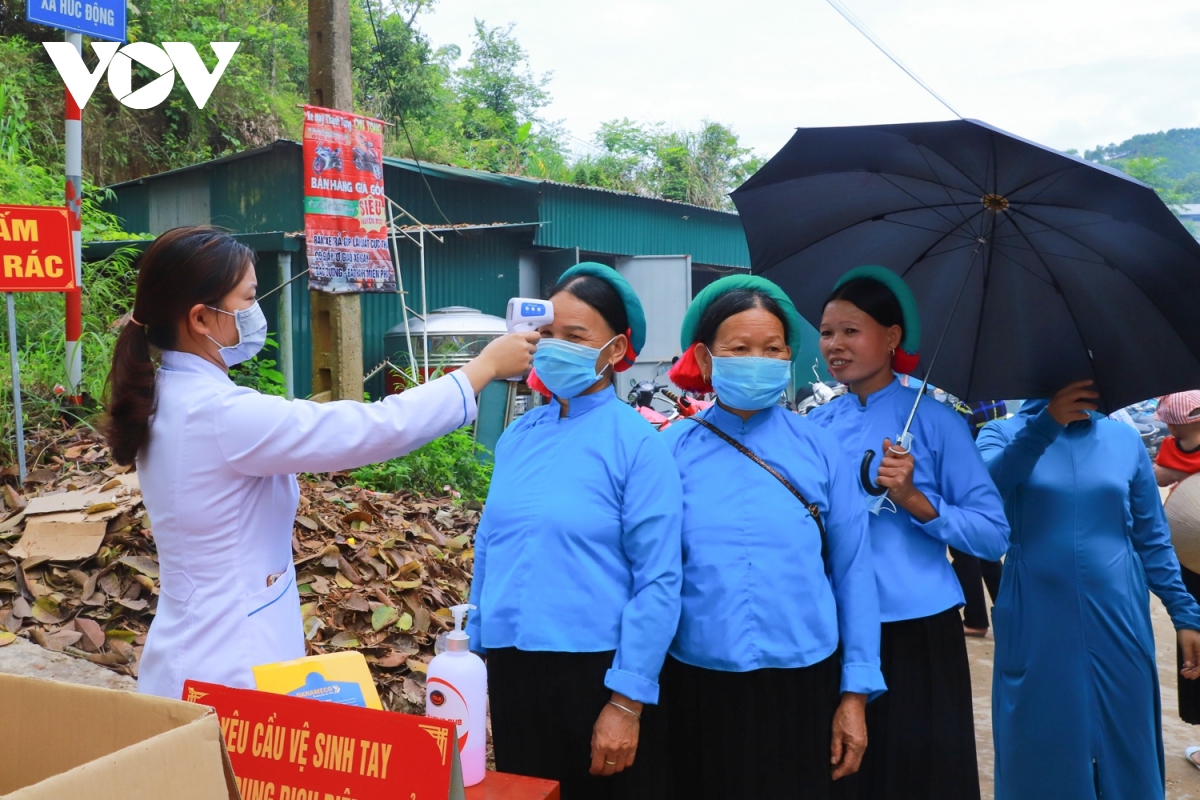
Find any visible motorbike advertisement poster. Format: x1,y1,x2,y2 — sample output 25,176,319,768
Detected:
302,105,396,294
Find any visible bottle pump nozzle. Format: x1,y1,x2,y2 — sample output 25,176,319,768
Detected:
447,603,475,652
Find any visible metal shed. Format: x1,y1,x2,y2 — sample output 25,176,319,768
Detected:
96,140,821,413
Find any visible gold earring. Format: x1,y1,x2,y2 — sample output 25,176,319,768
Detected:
889,348,896,357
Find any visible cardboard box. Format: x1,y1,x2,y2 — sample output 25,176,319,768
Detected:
0,673,239,800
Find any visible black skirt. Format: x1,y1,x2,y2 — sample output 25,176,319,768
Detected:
487,648,668,800
842,607,980,800
1180,567,1200,724
662,652,849,799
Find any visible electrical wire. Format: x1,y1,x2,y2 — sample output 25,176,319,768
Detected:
825,0,963,120
364,0,455,228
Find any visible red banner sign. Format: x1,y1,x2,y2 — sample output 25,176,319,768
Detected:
0,205,76,292
302,105,395,294
184,680,464,800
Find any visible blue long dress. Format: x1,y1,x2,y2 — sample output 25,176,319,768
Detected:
978,402,1200,800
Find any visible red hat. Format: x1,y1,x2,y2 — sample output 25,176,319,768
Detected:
1156,391,1200,425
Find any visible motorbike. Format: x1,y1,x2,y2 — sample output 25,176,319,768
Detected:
1119,399,1167,457
627,369,713,431
353,140,383,179
659,389,713,427
628,375,678,430
795,362,846,416
312,144,343,175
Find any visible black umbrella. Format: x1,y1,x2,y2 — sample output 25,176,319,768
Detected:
732,118,1200,415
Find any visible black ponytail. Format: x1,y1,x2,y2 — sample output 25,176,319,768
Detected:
104,227,253,465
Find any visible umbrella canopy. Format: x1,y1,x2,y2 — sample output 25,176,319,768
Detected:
732,118,1200,411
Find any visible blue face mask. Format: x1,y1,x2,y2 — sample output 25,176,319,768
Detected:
710,354,791,411
534,337,616,399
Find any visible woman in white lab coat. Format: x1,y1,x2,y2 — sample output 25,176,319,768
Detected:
104,226,537,700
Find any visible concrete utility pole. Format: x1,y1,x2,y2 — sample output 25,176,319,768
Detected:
307,0,364,402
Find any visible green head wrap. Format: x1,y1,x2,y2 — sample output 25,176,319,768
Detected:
557,262,646,370
832,265,922,355
678,274,804,358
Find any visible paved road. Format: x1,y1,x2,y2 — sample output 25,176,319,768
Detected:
968,596,1200,799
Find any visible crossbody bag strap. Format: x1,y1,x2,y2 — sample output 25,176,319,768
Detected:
689,416,829,553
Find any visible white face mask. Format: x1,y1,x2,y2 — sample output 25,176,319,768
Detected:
206,301,268,367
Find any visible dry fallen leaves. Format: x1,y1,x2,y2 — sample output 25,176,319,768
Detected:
0,426,482,712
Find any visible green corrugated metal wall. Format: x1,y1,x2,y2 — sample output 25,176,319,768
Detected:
210,145,305,233
384,162,539,227
106,182,150,234
533,184,750,268
99,141,757,397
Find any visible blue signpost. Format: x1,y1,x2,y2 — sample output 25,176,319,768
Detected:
26,0,125,412
26,0,126,42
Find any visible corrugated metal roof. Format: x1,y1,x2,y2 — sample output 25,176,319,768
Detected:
104,141,290,189
384,155,540,191
385,153,741,216
105,139,744,218
533,184,750,268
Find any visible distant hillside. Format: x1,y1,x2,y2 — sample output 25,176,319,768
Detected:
1085,128,1200,180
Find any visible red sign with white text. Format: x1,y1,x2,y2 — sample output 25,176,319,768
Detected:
183,680,464,800
0,205,76,292
302,105,395,294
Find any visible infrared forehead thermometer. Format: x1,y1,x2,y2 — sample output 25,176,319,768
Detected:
506,298,554,332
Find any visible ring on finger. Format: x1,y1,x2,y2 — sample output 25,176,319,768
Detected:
605,760,617,765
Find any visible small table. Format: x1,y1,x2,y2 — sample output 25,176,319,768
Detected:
465,771,560,800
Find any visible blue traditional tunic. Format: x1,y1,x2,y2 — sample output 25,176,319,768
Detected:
807,378,1009,621
979,402,1200,800
466,388,683,704
661,403,886,698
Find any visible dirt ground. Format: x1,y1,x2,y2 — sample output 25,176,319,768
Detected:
967,595,1200,799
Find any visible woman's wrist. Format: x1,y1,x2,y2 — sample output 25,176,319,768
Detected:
895,488,937,522
609,692,644,717
458,359,498,394
838,692,867,709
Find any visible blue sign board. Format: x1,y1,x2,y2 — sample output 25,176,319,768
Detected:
27,0,126,42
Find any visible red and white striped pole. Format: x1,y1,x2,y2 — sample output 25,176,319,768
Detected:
64,32,83,404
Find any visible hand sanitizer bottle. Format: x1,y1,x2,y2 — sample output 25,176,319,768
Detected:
425,603,487,786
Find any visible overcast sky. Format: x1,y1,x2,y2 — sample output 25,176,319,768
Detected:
417,0,1200,160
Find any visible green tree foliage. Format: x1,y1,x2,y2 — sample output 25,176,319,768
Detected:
1085,128,1200,204
1119,157,1189,209
2,0,309,184
457,21,550,135
3,0,756,204
572,119,763,210
1085,128,1200,180
356,0,442,125
451,19,564,176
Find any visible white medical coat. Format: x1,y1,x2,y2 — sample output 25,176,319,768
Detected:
137,350,477,699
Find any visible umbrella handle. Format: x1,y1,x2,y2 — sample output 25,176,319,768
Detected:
861,450,889,496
